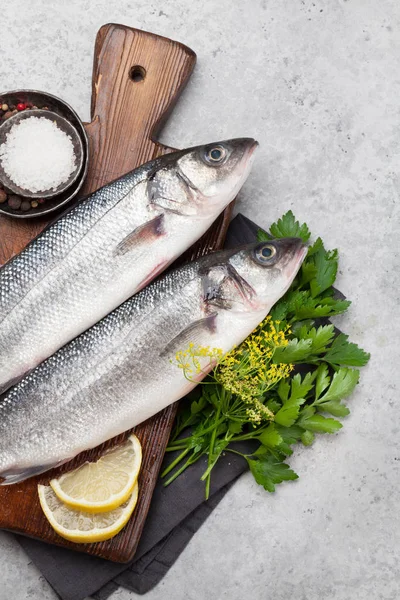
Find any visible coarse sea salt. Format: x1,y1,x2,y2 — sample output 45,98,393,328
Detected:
0,116,77,193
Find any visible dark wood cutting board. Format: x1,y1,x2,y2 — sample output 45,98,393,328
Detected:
0,23,233,563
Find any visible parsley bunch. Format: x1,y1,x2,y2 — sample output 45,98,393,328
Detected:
162,212,370,498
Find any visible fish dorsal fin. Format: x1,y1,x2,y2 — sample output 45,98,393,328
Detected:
113,214,165,257
160,313,217,358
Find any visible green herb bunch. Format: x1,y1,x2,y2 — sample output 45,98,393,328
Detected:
162,212,370,498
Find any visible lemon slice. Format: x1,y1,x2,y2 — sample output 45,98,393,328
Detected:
50,434,142,513
38,482,138,543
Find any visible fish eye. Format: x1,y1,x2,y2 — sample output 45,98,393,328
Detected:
254,244,277,263
204,145,227,165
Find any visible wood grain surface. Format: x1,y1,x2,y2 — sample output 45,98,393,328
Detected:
0,23,233,563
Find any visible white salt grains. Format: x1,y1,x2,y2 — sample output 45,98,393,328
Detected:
0,116,77,193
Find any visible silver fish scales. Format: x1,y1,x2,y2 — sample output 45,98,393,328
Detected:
0,139,257,394
0,237,306,485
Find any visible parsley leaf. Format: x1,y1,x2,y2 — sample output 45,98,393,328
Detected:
269,210,311,243
299,261,318,286
297,324,336,354
277,379,290,402
289,372,316,400
324,333,370,367
275,397,306,427
273,339,312,363
275,424,304,455
258,424,283,448
315,401,350,418
266,398,282,414
273,289,351,321
228,420,243,434
311,367,357,417
274,373,316,427
270,299,290,321
294,295,351,320
247,454,299,492
315,363,331,399
308,238,339,297
299,412,343,434
317,368,359,403
257,228,273,242
191,397,208,415
301,430,315,446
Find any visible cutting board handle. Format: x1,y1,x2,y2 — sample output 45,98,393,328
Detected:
84,23,196,194
0,24,196,260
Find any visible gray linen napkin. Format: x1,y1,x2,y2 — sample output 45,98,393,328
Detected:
15,214,260,600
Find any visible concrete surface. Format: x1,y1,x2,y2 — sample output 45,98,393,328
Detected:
1,0,399,599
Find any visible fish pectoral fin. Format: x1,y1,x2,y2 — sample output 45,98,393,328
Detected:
0,458,74,486
113,214,165,257
160,313,218,358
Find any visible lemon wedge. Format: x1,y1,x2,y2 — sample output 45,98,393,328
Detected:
38,482,138,543
50,434,142,513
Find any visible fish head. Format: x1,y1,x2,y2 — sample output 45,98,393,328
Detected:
148,139,258,218
202,238,307,318
178,138,258,210
231,238,307,310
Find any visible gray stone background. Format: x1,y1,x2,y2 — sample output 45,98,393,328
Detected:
0,0,399,599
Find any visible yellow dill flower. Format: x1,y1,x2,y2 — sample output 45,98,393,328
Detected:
245,399,274,425
212,316,293,423
171,343,223,380
171,317,293,424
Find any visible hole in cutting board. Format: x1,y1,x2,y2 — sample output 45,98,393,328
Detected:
130,66,146,82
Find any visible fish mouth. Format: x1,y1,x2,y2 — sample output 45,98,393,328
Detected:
298,245,308,261
232,138,259,188
297,244,308,264
248,139,259,155
289,243,308,278
242,138,259,164
274,237,308,279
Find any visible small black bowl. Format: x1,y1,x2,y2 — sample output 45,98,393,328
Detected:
0,109,84,199
0,90,89,219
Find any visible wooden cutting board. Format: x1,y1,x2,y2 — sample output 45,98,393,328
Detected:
0,23,233,563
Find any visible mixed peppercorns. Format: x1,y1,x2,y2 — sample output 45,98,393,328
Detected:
0,100,50,211
0,185,46,211
0,101,50,119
